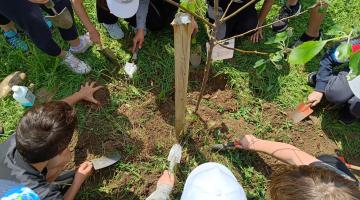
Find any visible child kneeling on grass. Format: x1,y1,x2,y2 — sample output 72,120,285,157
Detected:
307,38,360,125
236,135,360,200
0,82,102,200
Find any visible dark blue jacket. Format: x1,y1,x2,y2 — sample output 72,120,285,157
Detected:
315,39,360,93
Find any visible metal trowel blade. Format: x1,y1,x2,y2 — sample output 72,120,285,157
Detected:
167,144,182,173
124,62,138,79
289,103,313,123
91,151,121,170
211,142,235,151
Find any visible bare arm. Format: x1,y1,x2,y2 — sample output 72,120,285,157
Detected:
236,135,319,166
64,162,93,200
257,0,274,26
71,0,101,45
250,0,274,42
63,180,82,200
62,82,103,107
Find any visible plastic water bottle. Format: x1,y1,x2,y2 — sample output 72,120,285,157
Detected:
12,85,35,107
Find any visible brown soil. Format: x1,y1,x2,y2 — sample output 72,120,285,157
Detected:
81,82,110,109
262,102,337,157
93,86,110,107
70,79,342,199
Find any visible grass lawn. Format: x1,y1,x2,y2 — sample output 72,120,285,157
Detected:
1,0,360,199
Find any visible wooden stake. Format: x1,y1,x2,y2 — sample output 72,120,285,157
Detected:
172,13,193,137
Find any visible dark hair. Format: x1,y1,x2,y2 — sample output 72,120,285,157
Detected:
16,101,77,163
271,165,360,200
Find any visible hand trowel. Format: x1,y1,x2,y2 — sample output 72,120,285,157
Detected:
124,50,139,79
45,0,73,29
211,142,235,151
91,151,121,170
288,103,313,124
167,144,182,174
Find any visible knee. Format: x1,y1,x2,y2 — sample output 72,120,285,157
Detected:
324,76,352,104
349,99,360,119
325,88,349,104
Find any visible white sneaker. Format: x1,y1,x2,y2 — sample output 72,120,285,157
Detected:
103,23,124,39
62,52,92,74
69,33,93,54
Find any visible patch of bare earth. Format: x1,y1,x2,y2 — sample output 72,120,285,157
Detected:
70,77,342,199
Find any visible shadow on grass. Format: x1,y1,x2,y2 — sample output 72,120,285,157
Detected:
321,108,360,165
72,94,146,200
221,150,272,178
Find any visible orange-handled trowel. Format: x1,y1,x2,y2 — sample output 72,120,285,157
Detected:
288,102,314,124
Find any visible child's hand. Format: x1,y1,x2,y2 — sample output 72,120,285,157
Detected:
157,170,175,187
234,135,259,150
77,82,103,105
250,28,263,43
307,91,323,107
74,161,93,184
132,29,145,53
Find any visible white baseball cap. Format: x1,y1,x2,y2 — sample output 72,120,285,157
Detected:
181,162,247,200
348,75,360,99
106,0,139,18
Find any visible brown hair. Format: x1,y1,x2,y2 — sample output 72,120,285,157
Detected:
270,165,360,200
16,101,77,163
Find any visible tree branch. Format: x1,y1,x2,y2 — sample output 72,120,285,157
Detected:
218,8,310,43
218,43,269,55
195,0,220,112
163,0,215,28
220,0,257,23
221,0,234,20
195,38,215,112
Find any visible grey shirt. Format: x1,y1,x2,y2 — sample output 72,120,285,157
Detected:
136,0,150,29
0,135,63,200
146,183,173,200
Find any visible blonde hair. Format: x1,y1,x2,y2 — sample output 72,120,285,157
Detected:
270,165,360,200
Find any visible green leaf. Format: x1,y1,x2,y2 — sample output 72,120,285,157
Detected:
254,59,267,68
336,43,352,62
270,51,284,63
325,25,345,37
253,59,267,74
288,40,328,65
180,0,196,13
265,32,288,44
348,51,360,80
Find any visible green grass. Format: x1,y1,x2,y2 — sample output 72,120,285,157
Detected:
1,0,360,199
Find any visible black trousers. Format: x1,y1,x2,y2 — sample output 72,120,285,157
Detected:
207,0,258,38
0,0,78,56
0,14,10,25
96,0,178,31
317,155,358,182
